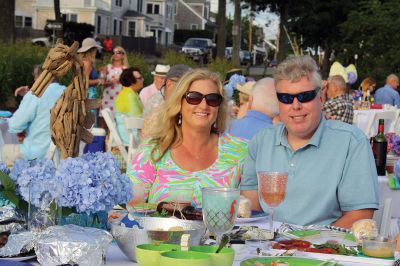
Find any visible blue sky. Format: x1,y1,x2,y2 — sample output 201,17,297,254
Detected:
210,0,279,41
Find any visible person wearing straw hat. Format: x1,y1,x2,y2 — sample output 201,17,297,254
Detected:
235,81,254,119
77,37,102,126
229,78,279,140
139,64,170,105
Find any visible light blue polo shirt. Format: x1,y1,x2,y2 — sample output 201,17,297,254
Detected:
241,117,379,226
374,84,400,106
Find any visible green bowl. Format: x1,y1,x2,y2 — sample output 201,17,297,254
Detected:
160,251,211,266
190,245,235,266
136,243,180,266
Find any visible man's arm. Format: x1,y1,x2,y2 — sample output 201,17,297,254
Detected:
332,209,374,229
8,93,37,134
241,190,261,211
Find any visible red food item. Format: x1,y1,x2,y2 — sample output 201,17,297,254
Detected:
292,240,312,248
305,247,337,254
320,247,338,254
278,240,294,245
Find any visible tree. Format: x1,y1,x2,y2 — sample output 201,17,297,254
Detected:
216,0,227,58
340,0,400,83
0,0,15,42
54,0,62,22
232,0,241,66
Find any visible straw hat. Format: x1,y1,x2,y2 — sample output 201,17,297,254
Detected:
151,64,170,76
236,81,256,95
77,38,102,53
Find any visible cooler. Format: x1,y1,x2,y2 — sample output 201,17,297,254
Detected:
83,127,106,153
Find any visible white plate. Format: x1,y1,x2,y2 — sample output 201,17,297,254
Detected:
236,211,267,223
0,254,36,262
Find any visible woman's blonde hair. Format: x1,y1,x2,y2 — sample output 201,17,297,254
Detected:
150,68,228,162
80,47,97,64
111,46,129,67
360,77,376,92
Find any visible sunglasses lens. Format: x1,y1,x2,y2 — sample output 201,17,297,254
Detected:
277,93,294,104
205,94,223,107
185,92,203,105
297,91,317,103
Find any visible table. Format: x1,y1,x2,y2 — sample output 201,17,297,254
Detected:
379,176,400,218
0,119,18,162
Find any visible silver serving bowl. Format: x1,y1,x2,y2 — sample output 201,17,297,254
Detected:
110,217,205,262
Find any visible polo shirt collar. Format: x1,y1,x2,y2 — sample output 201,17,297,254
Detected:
275,115,325,148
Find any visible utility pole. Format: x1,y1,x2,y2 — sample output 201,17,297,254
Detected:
249,0,252,52
232,0,241,67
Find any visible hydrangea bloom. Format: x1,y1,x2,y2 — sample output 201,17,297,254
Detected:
55,152,132,214
224,74,246,98
12,159,57,208
395,160,400,181
386,133,396,154
390,135,400,155
0,162,9,175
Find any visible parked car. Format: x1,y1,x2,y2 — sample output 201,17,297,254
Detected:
32,37,52,47
181,38,215,64
240,50,252,65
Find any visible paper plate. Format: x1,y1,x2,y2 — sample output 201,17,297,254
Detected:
240,256,343,266
0,254,36,262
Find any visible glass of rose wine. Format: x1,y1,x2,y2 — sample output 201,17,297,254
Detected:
257,171,288,233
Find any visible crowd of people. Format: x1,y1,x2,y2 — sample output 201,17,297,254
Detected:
4,37,395,229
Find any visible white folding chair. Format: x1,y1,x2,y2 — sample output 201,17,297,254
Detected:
364,110,399,138
46,141,59,167
124,116,144,168
100,108,129,164
373,198,392,237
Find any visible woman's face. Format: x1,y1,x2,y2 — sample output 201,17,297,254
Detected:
181,79,220,131
112,48,125,63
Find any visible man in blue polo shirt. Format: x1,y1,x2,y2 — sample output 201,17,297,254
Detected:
374,74,400,106
241,55,379,228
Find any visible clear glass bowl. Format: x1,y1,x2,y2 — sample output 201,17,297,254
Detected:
362,236,395,258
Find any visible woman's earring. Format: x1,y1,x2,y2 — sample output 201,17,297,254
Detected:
177,113,182,125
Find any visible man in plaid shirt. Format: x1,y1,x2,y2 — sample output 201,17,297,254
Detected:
322,75,354,124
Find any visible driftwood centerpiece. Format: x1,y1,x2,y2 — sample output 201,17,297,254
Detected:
30,39,101,159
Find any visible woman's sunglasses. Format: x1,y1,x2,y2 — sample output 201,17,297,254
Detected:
114,50,125,55
184,91,223,107
276,87,321,104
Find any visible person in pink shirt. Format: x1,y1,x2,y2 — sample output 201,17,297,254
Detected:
139,64,169,105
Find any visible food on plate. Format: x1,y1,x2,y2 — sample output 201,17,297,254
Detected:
242,227,274,240
255,261,289,266
352,219,378,242
272,240,358,256
238,195,252,218
168,226,184,231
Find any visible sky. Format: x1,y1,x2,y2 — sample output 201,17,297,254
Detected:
209,0,279,41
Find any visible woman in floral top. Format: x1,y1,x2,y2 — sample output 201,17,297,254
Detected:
127,69,248,207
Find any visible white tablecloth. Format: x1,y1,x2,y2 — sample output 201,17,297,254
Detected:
379,176,400,217
353,109,397,137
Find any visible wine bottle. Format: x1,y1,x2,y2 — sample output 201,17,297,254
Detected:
372,119,387,176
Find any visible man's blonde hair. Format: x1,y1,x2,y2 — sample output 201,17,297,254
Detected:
149,68,228,162
274,55,321,89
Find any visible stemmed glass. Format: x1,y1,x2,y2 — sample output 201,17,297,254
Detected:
257,171,288,233
202,187,240,245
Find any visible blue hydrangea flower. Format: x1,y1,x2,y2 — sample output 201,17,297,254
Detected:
0,162,9,175
391,135,400,156
55,152,132,214
395,160,400,181
224,74,246,98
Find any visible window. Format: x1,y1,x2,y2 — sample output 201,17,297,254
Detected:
191,24,198,30
119,20,122,35
146,3,152,14
174,23,178,30
24,17,32,27
115,0,122,7
147,3,160,14
15,16,23,27
174,3,177,15
66,13,78,22
97,15,101,34
113,19,117,35
128,21,136,36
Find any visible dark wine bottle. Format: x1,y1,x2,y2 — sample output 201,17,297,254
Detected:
372,119,387,176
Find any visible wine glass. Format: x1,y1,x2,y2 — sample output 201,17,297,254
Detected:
257,171,288,233
202,187,240,245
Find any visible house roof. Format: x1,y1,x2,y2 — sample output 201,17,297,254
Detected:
178,0,207,23
123,10,152,20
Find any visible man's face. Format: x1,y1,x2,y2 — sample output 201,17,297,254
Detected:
277,77,322,141
164,79,177,99
389,77,399,90
326,81,336,99
154,75,166,90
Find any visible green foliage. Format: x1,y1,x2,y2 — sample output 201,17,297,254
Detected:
126,52,153,87
0,171,28,211
207,58,235,79
0,41,48,108
173,30,214,45
339,0,400,83
162,50,197,68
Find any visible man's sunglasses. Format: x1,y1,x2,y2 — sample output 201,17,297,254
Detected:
276,87,321,104
184,91,223,107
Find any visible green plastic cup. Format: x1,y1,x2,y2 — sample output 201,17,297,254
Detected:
160,251,211,266
135,243,180,266
190,245,235,266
